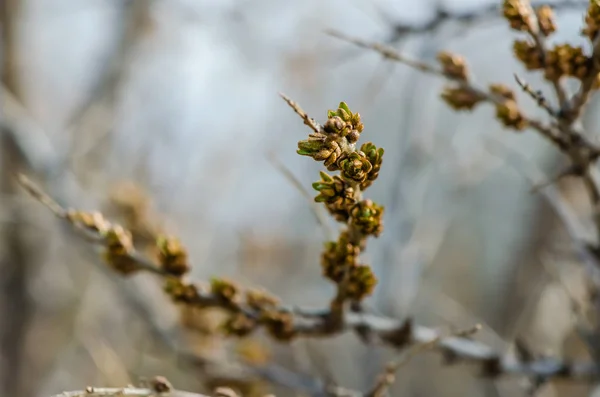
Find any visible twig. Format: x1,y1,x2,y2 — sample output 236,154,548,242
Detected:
266,151,335,240
385,1,587,41
514,73,558,118
365,324,482,397
279,93,321,133
529,164,583,193
325,30,441,76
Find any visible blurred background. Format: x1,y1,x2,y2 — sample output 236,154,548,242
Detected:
1,0,599,396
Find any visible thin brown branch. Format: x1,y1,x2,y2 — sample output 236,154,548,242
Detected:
385,1,587,41
514,73,558,117
325,30,441,76
365,324,482,397
20,176,600,383
266,151,334,239
326,30,568,150
279,93,321,133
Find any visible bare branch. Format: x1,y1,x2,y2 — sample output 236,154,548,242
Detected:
366,324,482,397
514,73,558,117
279,93,321,133
385,1,587,41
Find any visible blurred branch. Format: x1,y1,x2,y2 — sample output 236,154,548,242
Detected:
65,0,152,172
514,73,558,117
365,324,481,397
383,1,587,42
0,2,35,396
266,151,335,240
19,175,600,382
66,0,149,128
1,0,22,93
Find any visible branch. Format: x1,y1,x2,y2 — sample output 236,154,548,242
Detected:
326,30,570,150
385,1,587,41
514,73,558,118
50,388,205,397
365,325,482,397
19,176,600,383
279,93,321,133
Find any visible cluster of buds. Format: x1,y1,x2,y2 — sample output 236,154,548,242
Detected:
66,210,140,275
350,200,384,237
313,172,357,221
502,0,534,32
360,142,384,189
223,312,256,337
436,52,487,112
489,84,528,131
211,278,241,307
157,235,189,276
338,151,373,183
536,5,556,36
544,44,591,81
326,101,364,143
297,102,365,170
164,278,200,304
583,0,600,40
321,231,361,282
223,288,296,341
321,232,375,301
440,87,484,111
259,310,295,341
507,2,592,83
513,40,543,70
437,51,469,80
103,226,138,275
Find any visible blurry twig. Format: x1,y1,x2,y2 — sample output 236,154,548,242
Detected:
385,0,587,42
514,73,557,117
279,94,321,133
266,151,334,239
65,0,151,171
366,324,482,397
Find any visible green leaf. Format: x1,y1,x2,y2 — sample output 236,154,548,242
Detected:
297,149,314,156
338,102,351,114
319,171,332,182
336,108,350,121
327,110,336,118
